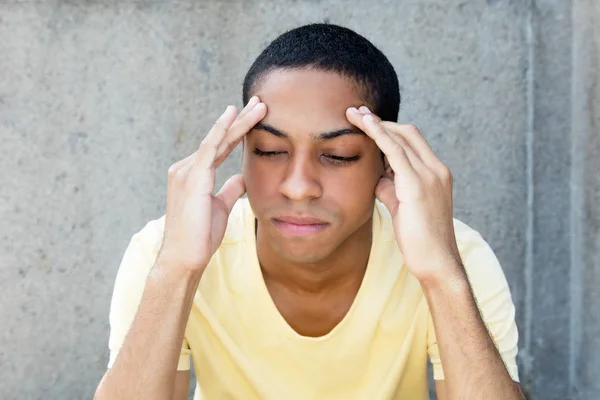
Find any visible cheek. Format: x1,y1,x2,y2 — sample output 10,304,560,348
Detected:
325,169,378,196
323,160,382,200
320,170,378,230
243,157,280,194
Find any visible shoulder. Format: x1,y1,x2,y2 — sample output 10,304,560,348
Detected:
452,219,511,293
132,215,166,255
375,202,509,289
129,197,251,254
118,198,251,282
374,202,491,255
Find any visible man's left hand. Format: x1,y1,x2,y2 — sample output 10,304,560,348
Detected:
346,106,463,285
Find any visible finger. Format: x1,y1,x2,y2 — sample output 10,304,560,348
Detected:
357,107,429,171
166,154,196,207
214,102,267,167
375,177,399,213
380,122,448,176
196,105,238,169
215,174,246,214
237,96,260,121
352,107,430,174
347,107,419,180
178,153,197,181
167,152,195,178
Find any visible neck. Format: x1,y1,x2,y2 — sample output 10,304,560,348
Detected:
256,217,374,294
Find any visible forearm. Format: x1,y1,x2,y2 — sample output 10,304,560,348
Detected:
423,265,523,400
95,263,201,400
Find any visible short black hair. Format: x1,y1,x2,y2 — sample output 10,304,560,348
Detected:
242,23,400,122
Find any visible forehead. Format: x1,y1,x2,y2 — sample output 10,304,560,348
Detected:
253,69,365,134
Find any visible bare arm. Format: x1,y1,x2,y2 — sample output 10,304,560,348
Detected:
173,371,191,400
424,268,524,400
95,266,199,400
94,98,267,400
345,107,523,399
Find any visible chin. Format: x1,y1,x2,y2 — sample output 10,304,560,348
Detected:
270,238,336,265
277,249,333,265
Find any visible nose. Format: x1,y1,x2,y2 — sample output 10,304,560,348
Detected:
278,151,322,201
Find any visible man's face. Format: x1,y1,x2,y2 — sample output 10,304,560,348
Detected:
243,68,384,264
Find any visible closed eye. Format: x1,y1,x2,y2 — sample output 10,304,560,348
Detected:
323,154,360,165
253,148,360,165
253,148,285,157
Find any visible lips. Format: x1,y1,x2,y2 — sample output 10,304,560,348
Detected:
271,215,329,236
274,216,328,225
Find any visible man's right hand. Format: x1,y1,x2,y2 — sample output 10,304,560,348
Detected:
156,96,267,274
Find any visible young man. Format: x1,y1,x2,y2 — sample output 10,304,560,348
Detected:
95,24,524,400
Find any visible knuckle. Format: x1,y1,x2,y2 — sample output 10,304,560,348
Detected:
208,122,224,137
440,165,452,182
393,142,406,156
392,139,403,150
223,140,235,153
167,164,179,178
199,139,218,152
422,170,438,185
212,117,226,129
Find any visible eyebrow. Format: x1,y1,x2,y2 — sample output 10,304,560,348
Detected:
253,122,365,141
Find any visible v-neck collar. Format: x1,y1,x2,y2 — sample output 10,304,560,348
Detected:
242,203,383,342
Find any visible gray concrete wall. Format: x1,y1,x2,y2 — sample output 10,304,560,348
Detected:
0,1,597,399
572,1,600,397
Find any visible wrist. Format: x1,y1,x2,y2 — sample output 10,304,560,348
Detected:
419,261,470,296
150,260,204,294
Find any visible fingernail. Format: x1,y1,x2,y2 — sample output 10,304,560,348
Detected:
359,106,372,114
348,107,359,114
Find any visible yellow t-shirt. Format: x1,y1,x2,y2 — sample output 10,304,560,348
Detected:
107,198,519,399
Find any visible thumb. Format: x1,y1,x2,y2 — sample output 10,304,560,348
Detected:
215,174,246,214
375,177,398,215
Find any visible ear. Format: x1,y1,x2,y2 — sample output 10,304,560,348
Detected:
383,155,393,179
241,137,247,169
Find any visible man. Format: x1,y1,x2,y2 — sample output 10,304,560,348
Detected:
94,24,524,399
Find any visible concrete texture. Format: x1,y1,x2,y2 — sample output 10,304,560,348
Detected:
0,1,597,399
573,0,600,398
527,0,573,397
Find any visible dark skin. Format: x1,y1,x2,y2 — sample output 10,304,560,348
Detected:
95,67,523,400
242,68,523,398
242,69,384,337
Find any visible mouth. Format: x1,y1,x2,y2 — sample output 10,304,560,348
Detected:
271,216,330,236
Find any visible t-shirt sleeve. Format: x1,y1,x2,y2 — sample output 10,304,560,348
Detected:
106,217,192,371
427,226,520,382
